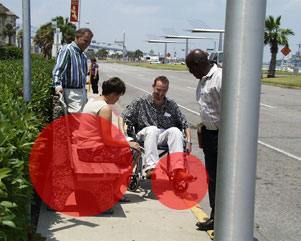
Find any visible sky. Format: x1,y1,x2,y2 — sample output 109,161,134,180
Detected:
2,0,301,62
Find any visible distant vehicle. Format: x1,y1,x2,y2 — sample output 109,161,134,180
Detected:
150,61,162,64
209,51,223,67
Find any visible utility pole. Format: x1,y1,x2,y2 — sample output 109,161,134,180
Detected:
115,32,127,62
215,0,267,240
22,0,31,102
78,0,81,29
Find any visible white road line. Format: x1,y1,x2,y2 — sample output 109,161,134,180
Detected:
127,82,300,161
177,104,200,115
260,103,276,108
258,140,301,161
126,83,151,94
187,86,196,90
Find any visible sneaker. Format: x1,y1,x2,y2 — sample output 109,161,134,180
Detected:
174,170,193,182
145,168,156,179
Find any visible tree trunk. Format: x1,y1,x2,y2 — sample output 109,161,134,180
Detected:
268,43,278,78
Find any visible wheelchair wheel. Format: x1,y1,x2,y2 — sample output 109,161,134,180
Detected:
172,179,189,193
127,175,139,192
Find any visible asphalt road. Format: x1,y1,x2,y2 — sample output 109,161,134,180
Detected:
97,62,301,241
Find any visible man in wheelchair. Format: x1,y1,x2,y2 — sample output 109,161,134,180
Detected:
118,76,193,182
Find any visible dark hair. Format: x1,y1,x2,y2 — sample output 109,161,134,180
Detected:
91,57,96,62
75,28,93,38
153,76,169,86
102,77,126,95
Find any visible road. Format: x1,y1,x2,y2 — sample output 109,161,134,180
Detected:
97,63,301,241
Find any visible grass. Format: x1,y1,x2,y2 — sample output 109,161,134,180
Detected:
262,75,301,87
262,69,294,75
106,61,301,88
116,61,188,70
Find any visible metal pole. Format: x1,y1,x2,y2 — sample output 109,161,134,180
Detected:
22,0,31,102
214,0,267,240
218,33,223,51
123,32,126,62
164,42,167,64
78,0,81,29
185,38,189,57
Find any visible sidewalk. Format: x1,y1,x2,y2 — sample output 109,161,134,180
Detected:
36,89,213,241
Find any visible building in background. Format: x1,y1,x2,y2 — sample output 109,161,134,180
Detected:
0,3,19,46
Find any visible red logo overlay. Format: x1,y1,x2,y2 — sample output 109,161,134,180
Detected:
29,113,133,217
151,152,208,210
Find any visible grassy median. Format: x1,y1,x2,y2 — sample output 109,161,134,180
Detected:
262,75,301,87
110,61,301,88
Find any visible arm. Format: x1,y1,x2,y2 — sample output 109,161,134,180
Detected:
184,127,192,153
118,115,126,136
52,47,70,94
99,106,139,150
120,97,140,127
94,65,98,78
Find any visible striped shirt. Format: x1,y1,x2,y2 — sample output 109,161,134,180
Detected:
196,64,222,130
52,42,88,90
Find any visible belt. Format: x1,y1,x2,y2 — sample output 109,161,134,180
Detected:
63,86,83,89
202,125,219,132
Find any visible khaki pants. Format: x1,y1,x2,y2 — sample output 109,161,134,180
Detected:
64,88,87,114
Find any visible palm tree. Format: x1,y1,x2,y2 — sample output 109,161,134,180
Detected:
133,49,143,61
264,16,294,77
34,16,76,58
1,23,16,45
96,48,108,60
53,16,76,44
34,23,54,59
17,29,23,48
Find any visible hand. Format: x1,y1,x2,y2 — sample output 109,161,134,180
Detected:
186,142,192,153
129,141,140,151
55,88,63,95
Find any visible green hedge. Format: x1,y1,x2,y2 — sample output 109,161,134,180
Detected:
0,55,54,241
0,46,23,60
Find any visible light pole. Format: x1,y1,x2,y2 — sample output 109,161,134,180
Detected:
188,28,225,51
147,39,184,64
78,0,82,29
115,32,126,62
22,0,31,102
163,35,218,58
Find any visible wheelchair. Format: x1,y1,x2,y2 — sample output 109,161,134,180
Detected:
126,125,194,193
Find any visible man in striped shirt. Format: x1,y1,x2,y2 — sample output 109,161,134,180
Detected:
186,49,222,232
53,28,93,114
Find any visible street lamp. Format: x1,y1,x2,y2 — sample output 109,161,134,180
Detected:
186,28,225,51
115,32,126,62
147,39,184,64
163,35,218,58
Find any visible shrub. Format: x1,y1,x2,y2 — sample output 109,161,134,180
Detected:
0,55,54,241
0,46,23,60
